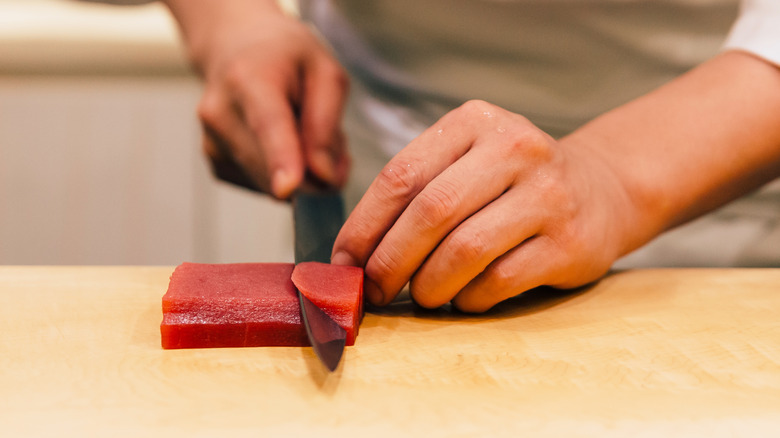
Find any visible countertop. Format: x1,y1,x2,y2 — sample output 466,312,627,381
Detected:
1,266,779,436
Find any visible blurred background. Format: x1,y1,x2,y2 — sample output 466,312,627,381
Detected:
0,0,294,265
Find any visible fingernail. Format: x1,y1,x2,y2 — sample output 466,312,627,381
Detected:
331,250,358,266
364,277,385,306
311,149,338,185
272,169,295,198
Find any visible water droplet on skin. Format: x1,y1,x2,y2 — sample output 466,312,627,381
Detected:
482,111,494,118
497,126,506,134
437,129,444,136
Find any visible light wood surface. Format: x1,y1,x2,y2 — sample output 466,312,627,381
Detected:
1,266,779,437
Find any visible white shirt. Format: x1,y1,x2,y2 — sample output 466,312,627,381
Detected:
724,0,780,64
302,0,778,150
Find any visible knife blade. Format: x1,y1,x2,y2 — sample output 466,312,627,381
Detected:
292,190,347,372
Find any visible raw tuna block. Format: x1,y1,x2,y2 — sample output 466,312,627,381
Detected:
161,262,363,349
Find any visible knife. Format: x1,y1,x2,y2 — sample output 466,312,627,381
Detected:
292,190,347,372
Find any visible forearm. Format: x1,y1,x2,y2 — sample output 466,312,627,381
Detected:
562,50,780,255
160,0,286,71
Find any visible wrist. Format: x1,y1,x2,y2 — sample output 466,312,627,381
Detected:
558,132,670,259
555,134,657,263
560,51,780,258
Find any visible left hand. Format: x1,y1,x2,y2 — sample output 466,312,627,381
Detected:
331,100,638,312
162,0,350,199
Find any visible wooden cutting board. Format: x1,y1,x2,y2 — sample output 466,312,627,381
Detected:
1,266,779,437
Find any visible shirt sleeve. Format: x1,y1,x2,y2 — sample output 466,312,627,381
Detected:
723,0,780,66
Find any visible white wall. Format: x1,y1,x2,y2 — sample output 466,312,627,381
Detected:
0,1,293,265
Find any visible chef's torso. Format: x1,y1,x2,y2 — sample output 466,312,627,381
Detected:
301,0,738,141
301,0,780,268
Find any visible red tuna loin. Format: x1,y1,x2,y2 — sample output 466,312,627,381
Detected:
161,262,364,349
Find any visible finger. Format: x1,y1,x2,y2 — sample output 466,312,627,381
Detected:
409,187,543,309
300,57,350,187
330,111,479,278
363,139,520,306
234,79,305,199
202,127,261,190
198,89,269,192
451,235,565,313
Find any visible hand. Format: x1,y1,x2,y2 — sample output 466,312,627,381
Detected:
166,0,350,198
331,100,638,312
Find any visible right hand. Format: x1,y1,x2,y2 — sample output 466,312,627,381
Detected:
167,0,350,198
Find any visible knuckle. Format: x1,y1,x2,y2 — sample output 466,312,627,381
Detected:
482,261,517,293
410,271,458,310
365,246,403,290
373,160,425,203
449,264,518,314
460,99,493,114
411,182,462,230
539,178,568,210
506,129,551,159
409,284,445,309
437,99,507,130
446,230,490,264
